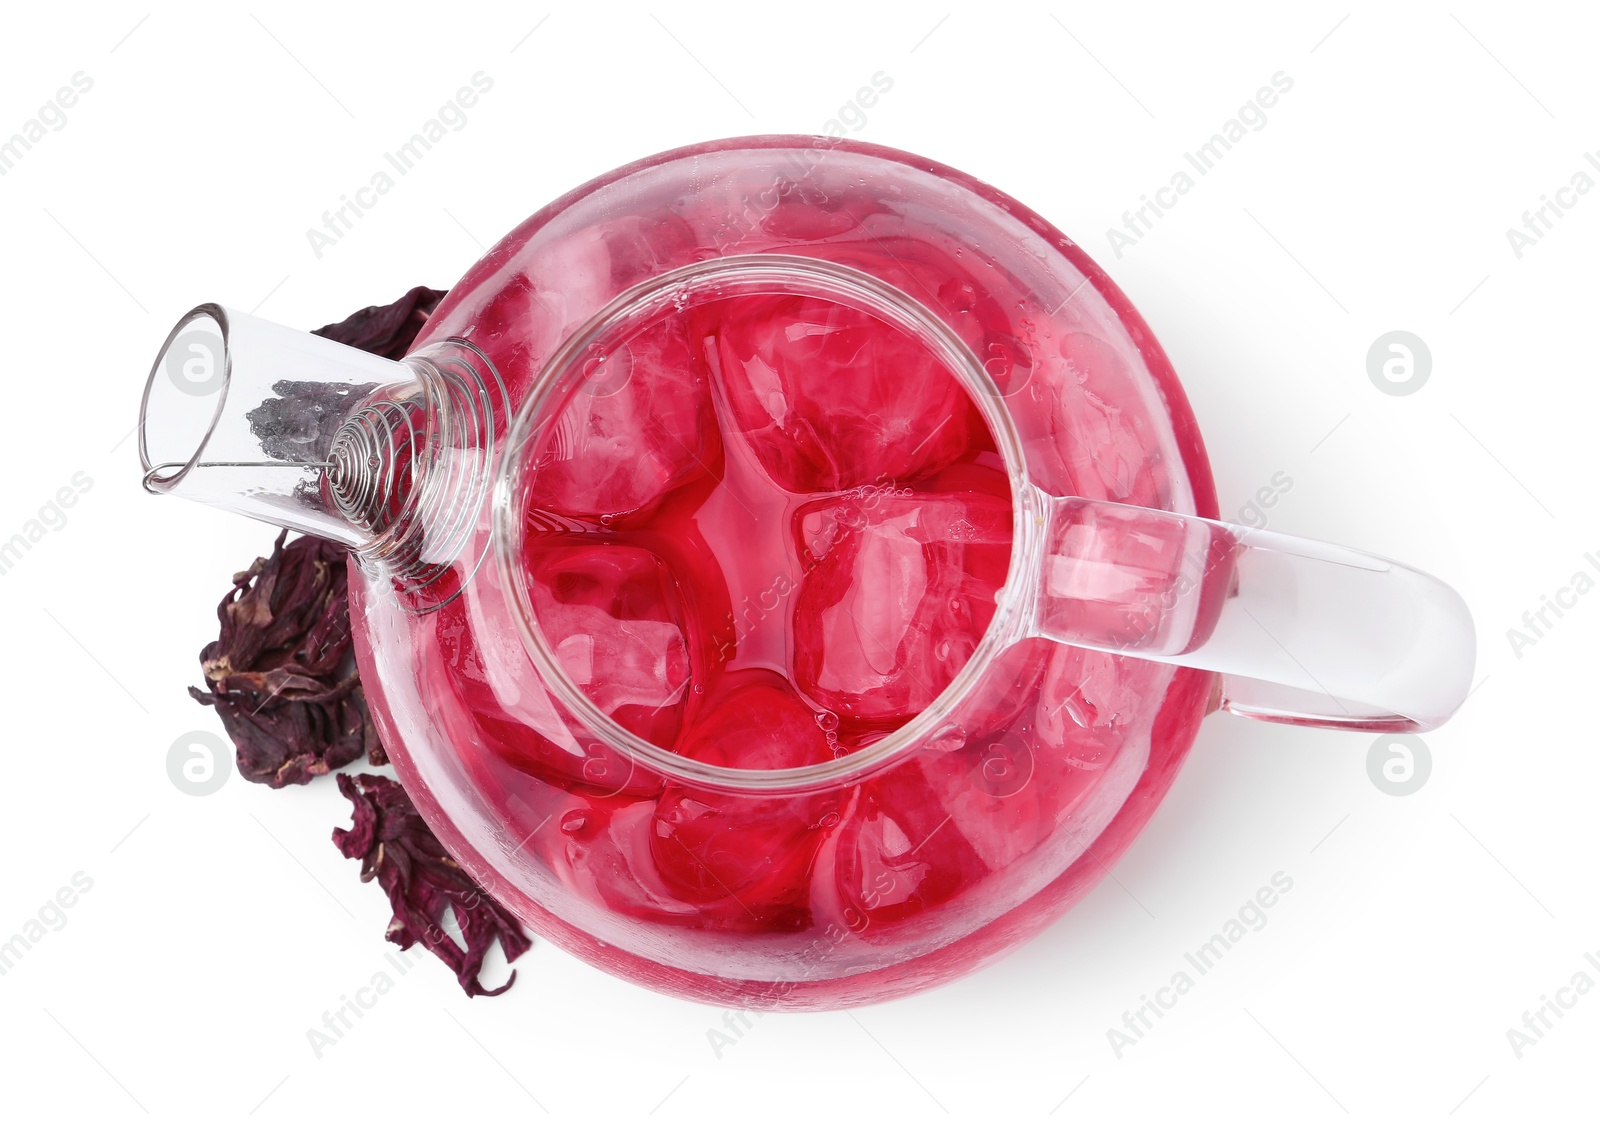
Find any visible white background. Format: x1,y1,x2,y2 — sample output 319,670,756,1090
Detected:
1,2,1594,1124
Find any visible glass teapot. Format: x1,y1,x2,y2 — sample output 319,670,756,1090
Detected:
139,137,1473,1009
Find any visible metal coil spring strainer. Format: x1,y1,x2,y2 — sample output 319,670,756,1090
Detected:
330,343,506,612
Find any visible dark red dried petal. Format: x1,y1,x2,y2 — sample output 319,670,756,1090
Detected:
334,774,532,997
312,285,448,359
189,531,376,787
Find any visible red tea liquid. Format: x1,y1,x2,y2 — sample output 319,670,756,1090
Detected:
513,294,1014,765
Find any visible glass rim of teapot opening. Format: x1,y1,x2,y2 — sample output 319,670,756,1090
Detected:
495,254,1048,795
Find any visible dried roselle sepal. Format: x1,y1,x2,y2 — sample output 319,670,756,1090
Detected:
189,531,381,785
334,774,532,997
312,285,448,359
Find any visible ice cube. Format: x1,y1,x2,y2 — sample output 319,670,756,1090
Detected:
755,183,888,241
649,676,844,928
601,212,699,288
1035,644,1168,761
830,757,989,928
1028,331,1171,505
528,314,718,519
792,465,1012,731
696,295,984,492
525,544,692,748
531,794,705,925
426,592,648,796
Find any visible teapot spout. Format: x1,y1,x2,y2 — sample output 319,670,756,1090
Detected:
140,304,505,598
141,304,407,546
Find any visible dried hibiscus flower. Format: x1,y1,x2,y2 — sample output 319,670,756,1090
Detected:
334,774,532,997
312,285,447,359
189,531,381,786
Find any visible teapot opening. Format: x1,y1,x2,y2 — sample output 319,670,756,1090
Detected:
497,255,1039,794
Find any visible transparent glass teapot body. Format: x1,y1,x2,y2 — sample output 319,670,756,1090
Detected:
141,138,1472,1009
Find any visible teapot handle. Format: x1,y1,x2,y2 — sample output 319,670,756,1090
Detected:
1015,486,1475,732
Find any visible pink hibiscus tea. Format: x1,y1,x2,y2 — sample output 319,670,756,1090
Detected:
513,293,1014,761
